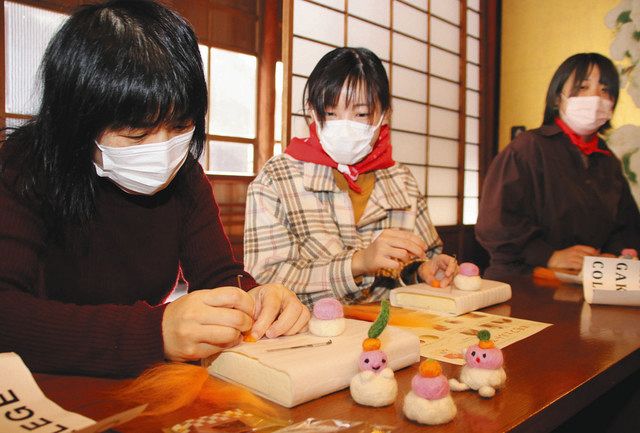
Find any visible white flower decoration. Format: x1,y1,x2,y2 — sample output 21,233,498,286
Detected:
631,0,640,31
606,0,632,29
607,1,640,207
610,22,640,61
628,66,640,106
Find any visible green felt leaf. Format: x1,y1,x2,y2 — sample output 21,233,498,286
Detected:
368,300,390,339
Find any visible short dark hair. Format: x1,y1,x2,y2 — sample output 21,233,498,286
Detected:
543,52,619,131
0,0,207,237
303,47,390,125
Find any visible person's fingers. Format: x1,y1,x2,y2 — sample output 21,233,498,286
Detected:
440,259,457,287
572,245,598,255
385,229,428,250
185,324,242,347
199,287,255,317
265,298,306,338
420,261,436,283
442,255,458,277
380,232,427,258
567,257,583,270
196,306,253,332
250,287,282,339
376,255,405,270
381,246,413,263
284,306,311,336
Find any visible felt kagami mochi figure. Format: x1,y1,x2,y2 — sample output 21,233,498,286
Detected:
403,359,457,425
449,330,506,398
308,297,346,337
349,300,398,407
453,262,482,291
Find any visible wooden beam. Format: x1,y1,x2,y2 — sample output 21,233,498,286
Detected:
479,0,501,193
256,0,278,170
281,0,293,147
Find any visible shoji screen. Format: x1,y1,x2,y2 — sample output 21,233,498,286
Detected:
285,0,482,226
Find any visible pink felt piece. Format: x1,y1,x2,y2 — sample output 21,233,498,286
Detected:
465,344,504,369
312,298,344,320
411,373,450,400
621,248,638,258
459,262,480,277
359,350,388,372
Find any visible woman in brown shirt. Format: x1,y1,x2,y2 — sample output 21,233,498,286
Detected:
476,53,640,278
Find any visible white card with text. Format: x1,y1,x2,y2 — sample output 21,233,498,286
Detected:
0,352,146,433
582,256,640,306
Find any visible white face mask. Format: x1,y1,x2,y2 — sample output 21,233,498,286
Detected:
315,113,384,165
559,95,613,135
93,128,194,195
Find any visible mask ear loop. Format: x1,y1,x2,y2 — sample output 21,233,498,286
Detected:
374,111,386,129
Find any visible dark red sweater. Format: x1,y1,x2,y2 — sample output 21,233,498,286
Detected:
0,159,256,376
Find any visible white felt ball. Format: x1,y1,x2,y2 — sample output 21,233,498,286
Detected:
308,317,346,337
453,274,482,291
403,391,457,425
460,366,506,391
349,368,398,407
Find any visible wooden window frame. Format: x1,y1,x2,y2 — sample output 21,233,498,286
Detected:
281,0,501,263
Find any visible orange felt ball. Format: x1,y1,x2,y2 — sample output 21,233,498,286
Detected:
362,337,381,351
478,340,495,349
419,359,442,377
431,280,441,288
242,332,257,343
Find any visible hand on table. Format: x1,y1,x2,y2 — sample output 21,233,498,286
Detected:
162,287,254,362
547,245,598,271
351,229,427,277
418,254,458,287
248,283,310,339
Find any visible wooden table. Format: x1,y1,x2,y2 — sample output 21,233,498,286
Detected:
33,275,640,432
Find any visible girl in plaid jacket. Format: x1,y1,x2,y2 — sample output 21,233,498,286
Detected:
245,47,458,307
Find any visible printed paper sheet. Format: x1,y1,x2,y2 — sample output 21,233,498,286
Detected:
401,311,551,365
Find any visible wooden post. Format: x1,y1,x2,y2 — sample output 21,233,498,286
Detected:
256,0,278,171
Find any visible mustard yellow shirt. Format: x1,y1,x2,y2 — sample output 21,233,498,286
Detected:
333,169,375,224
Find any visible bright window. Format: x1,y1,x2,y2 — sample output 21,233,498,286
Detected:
4,2,67,119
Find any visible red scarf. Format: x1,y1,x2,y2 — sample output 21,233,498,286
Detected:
555,117,611,156
285,123,395,193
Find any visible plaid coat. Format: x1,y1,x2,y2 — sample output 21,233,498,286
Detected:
244,154,443,307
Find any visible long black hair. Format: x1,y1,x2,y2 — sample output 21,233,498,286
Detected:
542,52,619,131
0,0,207,237
303,47,390,126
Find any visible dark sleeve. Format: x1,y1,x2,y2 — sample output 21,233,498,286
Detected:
602,159,640,254
178,162,257,291
475,134,555,269
0,175,167,377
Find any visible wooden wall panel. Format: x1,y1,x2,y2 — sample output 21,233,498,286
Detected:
209,7,257,54
208,176,253,260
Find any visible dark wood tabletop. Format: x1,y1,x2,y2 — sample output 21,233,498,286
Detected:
33,275,640,433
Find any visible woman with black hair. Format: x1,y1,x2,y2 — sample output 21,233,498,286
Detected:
244,47,457,307
476,52,640,278
0,0,309,377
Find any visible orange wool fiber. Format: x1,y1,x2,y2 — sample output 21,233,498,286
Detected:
343,304,436,328
478,340,495,349
419,359,442,378
430,280,441,288
362,337,381,351
114,363,274,417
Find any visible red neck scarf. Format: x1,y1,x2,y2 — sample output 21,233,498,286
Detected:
555,117,611,156
285,123,395,193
